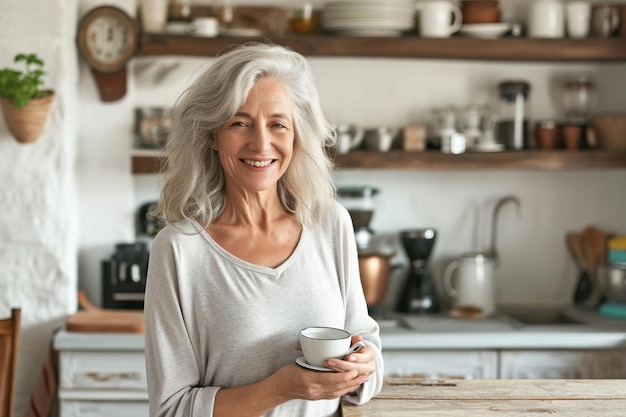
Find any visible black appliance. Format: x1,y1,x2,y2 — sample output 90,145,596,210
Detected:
102,242,150,309
396,228,439,314
137,201,164,237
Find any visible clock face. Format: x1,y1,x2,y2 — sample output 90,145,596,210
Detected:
78,6,137,73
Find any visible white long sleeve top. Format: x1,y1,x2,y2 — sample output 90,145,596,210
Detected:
144,202,383,417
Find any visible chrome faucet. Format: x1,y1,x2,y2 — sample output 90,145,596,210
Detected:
487,195,522,262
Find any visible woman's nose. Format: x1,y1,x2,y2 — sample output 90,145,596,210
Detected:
249,126,272,152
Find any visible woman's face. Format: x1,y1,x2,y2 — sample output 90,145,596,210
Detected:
216,78,295,196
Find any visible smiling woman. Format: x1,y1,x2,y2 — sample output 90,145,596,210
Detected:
143,42,383,417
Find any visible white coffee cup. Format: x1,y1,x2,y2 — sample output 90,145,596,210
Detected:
528,0,565,39
566,1,591,38
300,327,357,367
417,1,463,38
140,0,169,34
187,17,220,38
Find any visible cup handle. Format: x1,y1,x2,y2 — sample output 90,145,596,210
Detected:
443,260,460,297
344,341,366,359
449,4,463,35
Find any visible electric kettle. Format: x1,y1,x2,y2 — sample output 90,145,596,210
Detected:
443,252,496,316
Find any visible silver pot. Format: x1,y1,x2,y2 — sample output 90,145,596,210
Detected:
597,264,626,303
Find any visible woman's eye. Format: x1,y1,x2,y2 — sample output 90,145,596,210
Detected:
230,121,248,128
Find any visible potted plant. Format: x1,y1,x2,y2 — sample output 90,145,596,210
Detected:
0,53,54,144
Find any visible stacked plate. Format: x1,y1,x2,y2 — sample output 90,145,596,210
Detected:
321,0,416,37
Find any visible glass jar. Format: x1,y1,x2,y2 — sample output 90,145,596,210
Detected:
497,80,531,150
562,75,595,124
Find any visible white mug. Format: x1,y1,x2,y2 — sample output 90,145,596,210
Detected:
566,1,591,38
300,327,358,367
528,0,565,38
417,1,463,38
140,0,169,34
443,253,496,315
187,17,220,37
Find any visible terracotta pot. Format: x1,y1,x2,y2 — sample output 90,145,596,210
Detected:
0,93,54,144
592,113,626,150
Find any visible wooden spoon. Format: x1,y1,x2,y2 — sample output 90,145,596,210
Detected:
566,232,592,304
566,232,586,270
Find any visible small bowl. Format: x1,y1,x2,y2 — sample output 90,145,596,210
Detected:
461,0,501,24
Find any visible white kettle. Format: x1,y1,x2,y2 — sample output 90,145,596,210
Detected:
443,253,496,316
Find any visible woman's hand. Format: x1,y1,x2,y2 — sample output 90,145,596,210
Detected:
270,335,374,402
272,362,370,402
323,335,376,377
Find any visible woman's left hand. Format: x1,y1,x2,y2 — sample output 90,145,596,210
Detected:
323,335,376,377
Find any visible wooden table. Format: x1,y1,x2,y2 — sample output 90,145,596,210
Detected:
342,378,626,416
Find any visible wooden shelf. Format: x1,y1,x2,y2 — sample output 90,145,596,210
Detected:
138,34,626,62
131,150,626,174
335,150,626,170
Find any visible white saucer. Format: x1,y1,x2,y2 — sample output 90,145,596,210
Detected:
295,356,335,372
472,142,505,152
458,23,512,39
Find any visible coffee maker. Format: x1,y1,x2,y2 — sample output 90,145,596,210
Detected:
396,228,439,314
102,242,150,309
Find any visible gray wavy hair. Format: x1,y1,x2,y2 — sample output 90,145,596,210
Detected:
157,42,337,229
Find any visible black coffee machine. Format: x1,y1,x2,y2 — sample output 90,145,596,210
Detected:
102,242,150,309
396,228,439,314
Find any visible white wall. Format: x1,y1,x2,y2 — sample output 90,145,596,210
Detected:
0,1,79,415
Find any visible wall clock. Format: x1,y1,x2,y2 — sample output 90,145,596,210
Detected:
77,6,138,102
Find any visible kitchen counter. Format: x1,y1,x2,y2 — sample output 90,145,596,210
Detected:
341,378,626,416
54,306,626,351
379,321,626,350
378,306,626,350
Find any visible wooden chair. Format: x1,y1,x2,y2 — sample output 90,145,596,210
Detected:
0,308,21,417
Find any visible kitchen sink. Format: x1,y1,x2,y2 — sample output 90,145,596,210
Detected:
498,306,583,325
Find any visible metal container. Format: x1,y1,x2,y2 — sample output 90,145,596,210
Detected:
358,252,396,306
597,263,626,303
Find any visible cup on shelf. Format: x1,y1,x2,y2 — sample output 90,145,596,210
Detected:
562,124,582,150
140,0,169,33
417,0,463,38
566,1,591,39
591,4,620,37
528,0,565,39
186,17,220,37
289,3,318,35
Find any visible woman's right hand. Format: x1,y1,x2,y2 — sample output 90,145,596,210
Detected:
272,363,370,402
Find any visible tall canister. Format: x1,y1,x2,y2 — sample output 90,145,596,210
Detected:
497,80,532,150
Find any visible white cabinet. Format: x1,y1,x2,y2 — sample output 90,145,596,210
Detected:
55,332,149,417
385,349,626,380
383,350,499,379
500,350,626,379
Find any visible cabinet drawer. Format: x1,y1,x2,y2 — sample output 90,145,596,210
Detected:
60,351,147,390
383,350,498,379
60,400,149,417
